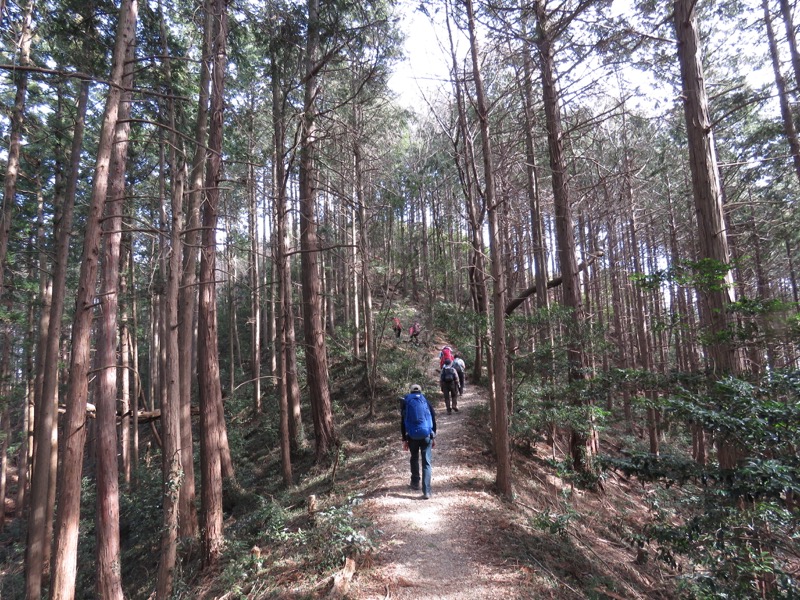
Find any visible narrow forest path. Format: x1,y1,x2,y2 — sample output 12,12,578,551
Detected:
349,345,531,599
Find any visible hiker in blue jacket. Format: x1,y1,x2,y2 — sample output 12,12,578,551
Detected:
401,384,437,499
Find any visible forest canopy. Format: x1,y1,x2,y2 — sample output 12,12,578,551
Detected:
0,0,798,598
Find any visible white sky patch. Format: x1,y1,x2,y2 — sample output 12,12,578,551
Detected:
609,0,635,18
389,1,460,111
390,0,649,112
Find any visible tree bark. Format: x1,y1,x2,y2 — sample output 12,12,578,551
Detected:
4,0,34,553
627,214,658,455
445,2,488,386
272,54,294,484
130,267,141,486
197,0,229,567
674,0,743,469
0,0,33,298
535,0,592,472
94,25,136,597
155,0,185,592
520,6,550,324
0,405,9,531
465,0,512,499
353,117,377,415
249,149,262,415
24,100,57,527
176,0,215,543
155,156,184,599
48,1,138,597
606,217,632,423
763,0,800,185
119,228,132,486
300,0,337,460
270,38,305,451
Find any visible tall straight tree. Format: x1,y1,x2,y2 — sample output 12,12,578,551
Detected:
762,0,800,184
155,0,185,592
673,0,743,468
273,57,294,482
248,151,261,415
444,3,488,386
1,0,34,536
27,77,90,565
269,16,305,453
534,0,593,472
177,0,216,542
465,0,512,499
299,0,337,460
0,0,33,298
156,155,185,599
47,0,139,597
519,6,549,323
94,21,136,597
198,0,229,567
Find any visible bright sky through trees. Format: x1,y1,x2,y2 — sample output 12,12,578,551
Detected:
389,0,638,110
388,0,773,119
389,1,453,110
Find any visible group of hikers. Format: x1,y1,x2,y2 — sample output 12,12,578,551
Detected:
399,343,466,500
438,345,465,414
392,316,421,344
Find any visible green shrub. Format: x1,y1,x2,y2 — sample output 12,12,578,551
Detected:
600,369,800,599
304,495,377,571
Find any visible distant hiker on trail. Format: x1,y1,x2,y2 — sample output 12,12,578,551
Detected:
440,359,459,414
401,384,437,499
453,353,466,395
408,321,421,344
392,316,402,339
439,345,453,369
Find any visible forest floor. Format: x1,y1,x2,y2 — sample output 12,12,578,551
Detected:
338,339,679,600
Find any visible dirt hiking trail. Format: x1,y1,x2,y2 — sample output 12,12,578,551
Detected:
349,346,531,599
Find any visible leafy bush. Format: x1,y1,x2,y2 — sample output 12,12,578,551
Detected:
379,345,427,396
531,501,580,538
304,495,377,571
431,301,478,353
600,369,800,598
511,378,610,450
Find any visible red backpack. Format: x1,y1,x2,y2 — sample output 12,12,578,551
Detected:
439,347,453,368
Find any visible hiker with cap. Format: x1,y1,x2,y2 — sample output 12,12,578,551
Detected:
400,384,437,499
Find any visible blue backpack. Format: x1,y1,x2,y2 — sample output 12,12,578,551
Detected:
404,393,432,439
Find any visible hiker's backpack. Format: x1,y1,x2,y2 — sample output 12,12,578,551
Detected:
453,358,465,375
441,363,457,383
404,393,432,439
439,347,453,367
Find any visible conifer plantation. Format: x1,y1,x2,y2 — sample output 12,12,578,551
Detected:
0,0,798,598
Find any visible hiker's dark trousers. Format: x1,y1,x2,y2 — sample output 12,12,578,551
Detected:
441,381,458,411
409,436,433,496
